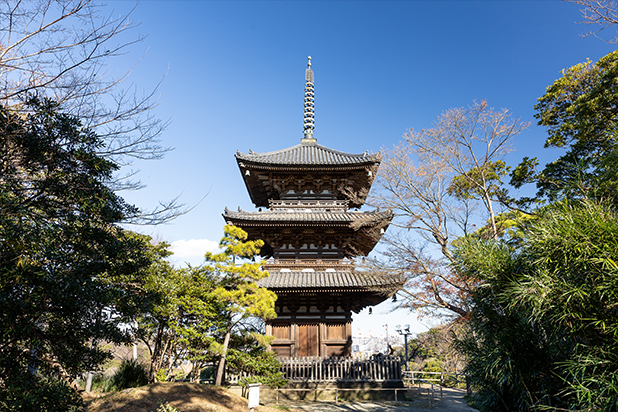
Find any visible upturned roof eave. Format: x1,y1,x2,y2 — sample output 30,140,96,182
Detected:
234,142,382,168
257,270,403,290
221,209,394,225
237,161,380,171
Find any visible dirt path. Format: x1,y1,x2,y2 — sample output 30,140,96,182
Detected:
278,388,477,412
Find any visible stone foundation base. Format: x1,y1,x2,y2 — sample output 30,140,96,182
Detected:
229,380,405,402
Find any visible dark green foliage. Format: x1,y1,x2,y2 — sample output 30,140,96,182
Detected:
0,99,154,406
0,375,84,412
111,359,149,390
454,240,563,410
137,262,222,383
403,325,466,377
200,366,216,381
455,201,618,411
80,373,115,393
463,52,618,410
136,225,276,385
519,201,618,410
516,51,618,205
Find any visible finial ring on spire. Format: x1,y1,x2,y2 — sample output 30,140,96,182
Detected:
303,56,316,142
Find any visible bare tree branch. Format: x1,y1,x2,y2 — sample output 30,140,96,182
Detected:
565,0,618,43
367,101,528,319
0,0,186,224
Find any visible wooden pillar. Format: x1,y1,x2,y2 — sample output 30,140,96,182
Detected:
345,320,352,356
291,323,298,357
319,322,327,357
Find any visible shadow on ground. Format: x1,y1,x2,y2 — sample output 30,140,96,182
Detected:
277,387,478,412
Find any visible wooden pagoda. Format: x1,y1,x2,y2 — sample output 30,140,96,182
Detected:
224,57,398,358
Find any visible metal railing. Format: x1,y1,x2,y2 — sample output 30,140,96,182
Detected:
403,370,467,387
402,370,470,407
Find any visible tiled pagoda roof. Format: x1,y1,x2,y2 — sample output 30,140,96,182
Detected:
223,208,393,258
222,208,393,225
235,141,381,168
260,270,402,314
258,270,400,291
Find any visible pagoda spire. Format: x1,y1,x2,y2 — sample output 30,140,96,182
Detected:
302,56,316,142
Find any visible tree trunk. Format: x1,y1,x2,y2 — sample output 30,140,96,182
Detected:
190,362,199,383
85,371,94,393
215,331,231,386
149,323,168,383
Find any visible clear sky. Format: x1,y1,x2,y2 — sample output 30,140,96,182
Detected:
104,0,615,338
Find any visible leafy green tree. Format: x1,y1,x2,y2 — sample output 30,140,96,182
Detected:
209,224,277,385
454,201,618,411
169,265,226,383
515,50,618,204
131,242,185,383
0,98,154,410
136,225,277,385
135,256,224,383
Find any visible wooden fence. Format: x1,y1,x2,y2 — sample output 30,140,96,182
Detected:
278,356,401,382
226,356,402,384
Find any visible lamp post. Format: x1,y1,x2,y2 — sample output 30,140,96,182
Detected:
395,324,413,370
382,323,389,354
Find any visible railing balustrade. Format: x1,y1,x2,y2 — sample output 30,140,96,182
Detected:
226,356,402,384
264,258,355,271
269,199,349,210
278,356,401,382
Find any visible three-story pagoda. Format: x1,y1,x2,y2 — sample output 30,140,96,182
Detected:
224,57,397,357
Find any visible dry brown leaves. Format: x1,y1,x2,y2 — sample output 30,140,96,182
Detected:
84,383,288,412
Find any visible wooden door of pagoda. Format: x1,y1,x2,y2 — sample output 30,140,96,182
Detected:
298,323,319,357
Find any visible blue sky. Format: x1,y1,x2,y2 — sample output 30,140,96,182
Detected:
106,0,615,337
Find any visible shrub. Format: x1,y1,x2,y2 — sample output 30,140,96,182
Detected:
227,347,288,388
77,373,115,393
200,366,215,381
0,374,84,412
111,359,148,390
